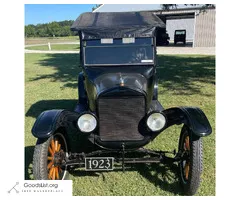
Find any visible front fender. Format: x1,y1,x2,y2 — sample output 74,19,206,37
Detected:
162,107,212,137
31,109,79,139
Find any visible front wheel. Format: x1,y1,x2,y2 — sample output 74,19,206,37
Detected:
178,126,203,195
33,132,69,180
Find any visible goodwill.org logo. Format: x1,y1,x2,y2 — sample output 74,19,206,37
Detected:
8,182,19,193
7,180,72,195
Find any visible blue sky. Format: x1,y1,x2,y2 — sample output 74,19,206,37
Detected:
25,4,95,25
25,4,197,25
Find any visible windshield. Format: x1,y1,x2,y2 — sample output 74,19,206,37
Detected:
83,38,154,66
175,30,186,35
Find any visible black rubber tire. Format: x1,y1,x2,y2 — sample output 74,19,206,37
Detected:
33,132,69,180
178,125,203,195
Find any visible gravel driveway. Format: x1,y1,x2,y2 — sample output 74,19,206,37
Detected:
157,47,215,55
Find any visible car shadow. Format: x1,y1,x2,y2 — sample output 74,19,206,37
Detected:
135,163,183,195
29,54,215,96
70,161,182,195
69,150,182,195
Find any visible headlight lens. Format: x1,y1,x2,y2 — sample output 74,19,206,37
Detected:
77,113,97,133
146,112,166,132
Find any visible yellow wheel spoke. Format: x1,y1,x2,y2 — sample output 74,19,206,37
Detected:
48,156,53,161
55,140,59,152
57,144,61,152
52,167,56,180
47,161,53,169
55,167,59,180
185,162,190,180
48,167,54,179
185,136,190,150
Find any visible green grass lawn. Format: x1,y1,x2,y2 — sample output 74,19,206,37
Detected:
25,36,79,45
25,53,215,196
25,44,79,51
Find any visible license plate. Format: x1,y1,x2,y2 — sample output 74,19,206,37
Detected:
85,157,114,171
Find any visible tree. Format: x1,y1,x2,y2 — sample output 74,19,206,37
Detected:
161,4,215,11
36,24,49,37
24,20,75,37
47,22,61,37
161,4,178,10
59,26,72,37
92,4,102,11
25,25,36,37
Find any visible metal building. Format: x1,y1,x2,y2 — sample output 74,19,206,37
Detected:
93,5,215,47
155,7,215,47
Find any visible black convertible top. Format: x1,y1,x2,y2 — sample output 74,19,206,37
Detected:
71,12,165,39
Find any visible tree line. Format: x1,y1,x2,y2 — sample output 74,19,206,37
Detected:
25,20,77,37
161,4,215,10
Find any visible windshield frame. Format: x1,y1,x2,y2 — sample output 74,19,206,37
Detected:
82,37,156,67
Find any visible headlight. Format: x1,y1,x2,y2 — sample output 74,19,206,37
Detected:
146,112,166,132
77,113,97,133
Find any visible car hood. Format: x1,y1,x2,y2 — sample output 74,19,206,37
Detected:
83,65,155,95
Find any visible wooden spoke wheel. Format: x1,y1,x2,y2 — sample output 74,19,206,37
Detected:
33,132,69,180
178,125,203,196
47,138,65,180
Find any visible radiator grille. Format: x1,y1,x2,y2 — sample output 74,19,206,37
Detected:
98,96,145,141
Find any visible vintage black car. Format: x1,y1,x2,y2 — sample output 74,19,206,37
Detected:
174,29,187,45
31,12,212,196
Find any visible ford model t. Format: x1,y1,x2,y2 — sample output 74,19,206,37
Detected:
31,12,212,195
